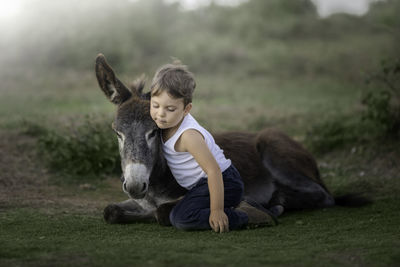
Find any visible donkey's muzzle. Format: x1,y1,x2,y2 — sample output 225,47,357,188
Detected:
122,163,150,199
123,181,148,199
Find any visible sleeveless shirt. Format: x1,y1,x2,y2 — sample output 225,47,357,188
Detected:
162,114,231,189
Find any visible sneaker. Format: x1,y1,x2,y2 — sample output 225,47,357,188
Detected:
236,200,278,228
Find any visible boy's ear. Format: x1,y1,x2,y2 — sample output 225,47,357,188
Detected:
184,103,192,115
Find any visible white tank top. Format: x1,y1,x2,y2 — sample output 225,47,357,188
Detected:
162,114,231,189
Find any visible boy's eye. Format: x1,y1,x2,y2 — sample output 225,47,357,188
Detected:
167,108,176,112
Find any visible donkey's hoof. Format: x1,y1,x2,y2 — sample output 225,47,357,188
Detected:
155,204,174,226
104,204,124,224
269,205,284,217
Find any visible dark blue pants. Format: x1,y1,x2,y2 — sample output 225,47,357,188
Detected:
169,164,248,231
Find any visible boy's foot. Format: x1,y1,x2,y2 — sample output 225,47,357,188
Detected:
236,200,278,228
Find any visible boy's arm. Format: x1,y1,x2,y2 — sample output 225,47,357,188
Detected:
180,129,229,233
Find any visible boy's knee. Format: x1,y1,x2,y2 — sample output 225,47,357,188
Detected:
169,208,196,230
169,213,189,230
169,208,178,227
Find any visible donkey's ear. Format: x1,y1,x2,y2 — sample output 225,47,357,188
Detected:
95,53,132,105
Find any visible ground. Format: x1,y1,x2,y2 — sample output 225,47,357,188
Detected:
0,129,122,214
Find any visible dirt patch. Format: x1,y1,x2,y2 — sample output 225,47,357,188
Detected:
0,129,49,204
0,129,121,214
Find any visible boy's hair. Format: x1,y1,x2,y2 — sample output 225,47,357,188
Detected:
150,61,196,107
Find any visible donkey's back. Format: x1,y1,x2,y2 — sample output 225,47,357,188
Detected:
215,129,330,210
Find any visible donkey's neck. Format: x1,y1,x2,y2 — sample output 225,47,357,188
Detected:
148,140,186,199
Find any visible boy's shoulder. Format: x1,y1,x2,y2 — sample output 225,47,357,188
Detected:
181,128,204,139
176,129,205,152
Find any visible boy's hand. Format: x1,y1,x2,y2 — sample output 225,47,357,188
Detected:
209,209,229,233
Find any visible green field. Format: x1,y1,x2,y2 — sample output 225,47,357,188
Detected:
1,200,399,267
1,0,399,266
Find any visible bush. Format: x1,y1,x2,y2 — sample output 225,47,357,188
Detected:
305,59,400,154
25,117,120,178
362,58,400,137
305,115,363,154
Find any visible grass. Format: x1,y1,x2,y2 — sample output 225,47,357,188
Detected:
0,70,363,134
0,71,113,129
1,198,399,267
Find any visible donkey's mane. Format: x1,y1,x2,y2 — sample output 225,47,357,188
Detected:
129,76,147,97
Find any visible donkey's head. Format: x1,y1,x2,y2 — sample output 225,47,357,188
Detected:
95,54,159,199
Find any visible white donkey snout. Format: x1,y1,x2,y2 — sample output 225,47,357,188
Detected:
123,163,150,198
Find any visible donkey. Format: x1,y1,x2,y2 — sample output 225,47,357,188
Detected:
95,54,368,226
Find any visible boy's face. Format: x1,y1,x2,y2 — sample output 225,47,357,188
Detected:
150,90,191,130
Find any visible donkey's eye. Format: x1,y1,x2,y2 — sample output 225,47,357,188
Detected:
147,129,157,140
114,130,122,139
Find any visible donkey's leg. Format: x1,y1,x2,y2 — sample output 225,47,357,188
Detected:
103,199,157,224
155,200,181,226
256,129,334,210
272,174,335,210
260,153,334,210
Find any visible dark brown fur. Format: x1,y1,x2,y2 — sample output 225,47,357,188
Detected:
255,128,327,190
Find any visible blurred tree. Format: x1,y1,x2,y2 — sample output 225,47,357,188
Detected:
0,0,397,79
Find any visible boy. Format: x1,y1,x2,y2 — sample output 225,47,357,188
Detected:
150,62,275,232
